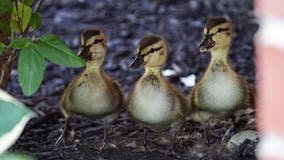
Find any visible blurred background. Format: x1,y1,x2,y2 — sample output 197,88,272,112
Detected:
9,0,258,159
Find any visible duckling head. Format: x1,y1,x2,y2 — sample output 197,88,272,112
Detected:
199,16,232,52
129,35,167,68
77,29,107,62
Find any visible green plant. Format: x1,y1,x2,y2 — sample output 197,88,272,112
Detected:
0,0,84,96
0,89,35,158
0,152,35,160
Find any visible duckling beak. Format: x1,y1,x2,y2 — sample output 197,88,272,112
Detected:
128,54,143,68
77,46,92,61
199,35,216,52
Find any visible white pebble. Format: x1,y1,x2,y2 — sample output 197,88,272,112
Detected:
162,69,177,77
180,74,196,87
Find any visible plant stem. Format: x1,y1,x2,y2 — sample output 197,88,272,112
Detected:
0,0,44,90
33,0,44,14
21,0,24,34
0,14,12,90
0,49,17,86
14,0,19,11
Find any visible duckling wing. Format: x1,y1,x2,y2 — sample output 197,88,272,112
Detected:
238,75,255,108
187,83,215,119
103,73,125,110
60,73,85,113
166,83,190,117
188,85,198,111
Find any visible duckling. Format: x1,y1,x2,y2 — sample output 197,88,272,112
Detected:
127,35,190,149
56,29,124,148
188,16,254,121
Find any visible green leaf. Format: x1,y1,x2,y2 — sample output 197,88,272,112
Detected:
30,12,41,30
18,44,45,96
38,34,84,68
0,152,35,160
9,37,31,49
10,3,32,32
0,89,35,155
0,0,13,14
23,0,34,6
0,42,5,55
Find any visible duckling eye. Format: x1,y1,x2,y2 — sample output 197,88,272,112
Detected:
149,48,155,53
145,47,162,55
94,39,103,44
216,28,229,34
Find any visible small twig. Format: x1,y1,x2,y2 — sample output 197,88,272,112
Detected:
33,0,44,14
21,0,24,34
14,0,19,11
0,49,17,89
11,28,15,41
0,49,18,70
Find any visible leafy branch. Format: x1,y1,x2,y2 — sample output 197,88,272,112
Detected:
0,0,84,96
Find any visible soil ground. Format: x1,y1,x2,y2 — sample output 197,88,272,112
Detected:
9,0,258,159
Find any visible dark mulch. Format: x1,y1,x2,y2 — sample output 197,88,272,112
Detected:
9,0,258,159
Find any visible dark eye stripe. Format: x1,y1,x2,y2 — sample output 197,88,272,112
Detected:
205,27,229,37
78,45,92,61
140,46,163,58
94,38,104,44
147,46,162,54
216,28,229,34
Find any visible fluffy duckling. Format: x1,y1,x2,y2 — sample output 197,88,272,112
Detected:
127,35,189,147
56,29,124,147
188,16,254,121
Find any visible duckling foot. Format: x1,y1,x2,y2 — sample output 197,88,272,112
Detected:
202,123,209,145
55,131,66,146
55,118,73,146
166,150,180,159
143,128,149,155
55,127,74,146
165,144,175,156
95,124,110,151
96,141,106,151
221,124,234,143
165,130,180,158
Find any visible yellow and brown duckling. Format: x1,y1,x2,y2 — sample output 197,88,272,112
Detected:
188,16,254,122
56,29,124,147
127,35,190,148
